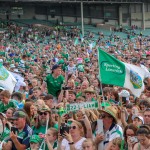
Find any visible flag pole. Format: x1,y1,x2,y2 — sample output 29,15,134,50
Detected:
97,48,105,110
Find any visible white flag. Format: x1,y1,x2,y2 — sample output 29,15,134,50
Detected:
0,64,16,93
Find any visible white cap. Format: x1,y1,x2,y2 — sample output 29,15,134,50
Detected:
119,90,130,98
132,115,144,124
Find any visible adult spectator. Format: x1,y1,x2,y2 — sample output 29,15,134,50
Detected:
58,120,86,150
123,124,138,150
143,108,150,125
0,90,16,113
33,105,58,136
95,106,123,149
132,126,150,150
2,111,32,150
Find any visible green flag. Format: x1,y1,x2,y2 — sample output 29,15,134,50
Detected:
98,48,146,97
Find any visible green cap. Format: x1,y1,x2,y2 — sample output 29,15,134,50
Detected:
84,58,90,63
58,59,64,64
11,111,26,120
30,135,41,143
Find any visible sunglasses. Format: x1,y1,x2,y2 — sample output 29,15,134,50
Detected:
100,114,112,119
39,112,48,116
69,126,77,130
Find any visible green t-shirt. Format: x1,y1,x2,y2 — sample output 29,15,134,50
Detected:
45,74,64,97
0,51,5,56
14,58,21,63
0,127,10,141
0,100,17,113
44,140,58,150
33,124,58,135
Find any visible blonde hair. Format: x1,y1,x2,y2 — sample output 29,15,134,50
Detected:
71,120,84,137
48,127,58,138
82,138,95,150
112,137,122,148
85,109,98,123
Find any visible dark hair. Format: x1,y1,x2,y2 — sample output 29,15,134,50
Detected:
139,100,150,109
11,92,23,101
43,94,53,100
124,124,138,142
144,108,150,113
137,125,150,138
111,90,119,102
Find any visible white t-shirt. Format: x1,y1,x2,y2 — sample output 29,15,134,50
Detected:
61,137,86,150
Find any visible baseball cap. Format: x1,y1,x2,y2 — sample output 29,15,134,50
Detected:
132,115,144,124
30,135,41,143
52,64,60,71
11,111,26,120
119,90,130,100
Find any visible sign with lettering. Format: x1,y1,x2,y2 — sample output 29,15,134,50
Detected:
66,101,98,112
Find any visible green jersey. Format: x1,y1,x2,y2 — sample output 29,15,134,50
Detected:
43,140,58,150
0,100,17,113
33,124,58,135
0,127,10,141
45,74,64,97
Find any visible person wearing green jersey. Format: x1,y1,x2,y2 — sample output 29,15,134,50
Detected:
33,105,58,137
42,64,64,103
26,135,41,150
0,90,17,113
2,111,33,150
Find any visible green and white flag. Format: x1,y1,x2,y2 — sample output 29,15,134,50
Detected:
0,64,17,93
98,48,146,97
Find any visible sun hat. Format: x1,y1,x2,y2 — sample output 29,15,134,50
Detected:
99,106,118,123
11,111,26,120
38,105,51,113
84,87,96,94
132,115,144,124
30,135,41,143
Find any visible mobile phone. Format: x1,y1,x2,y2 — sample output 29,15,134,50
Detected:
11,127,18,134
122,97,126,104
104,96,107,101
130,136,138,143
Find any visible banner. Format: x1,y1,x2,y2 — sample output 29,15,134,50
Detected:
98,48,147,97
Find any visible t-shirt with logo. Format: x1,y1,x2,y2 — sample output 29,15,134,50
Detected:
9,124,33,150
45,74,64,97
